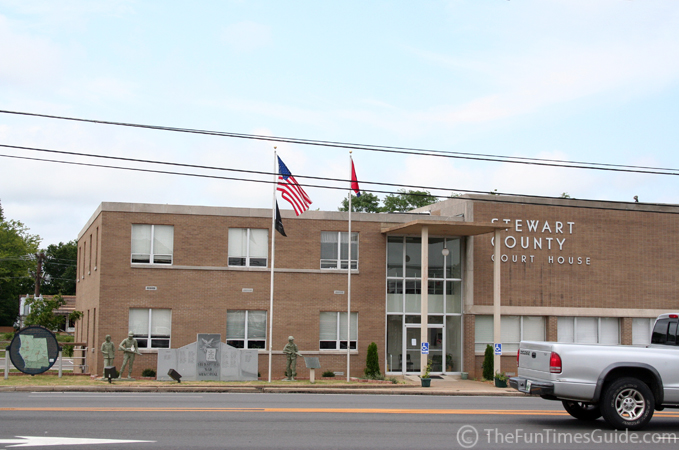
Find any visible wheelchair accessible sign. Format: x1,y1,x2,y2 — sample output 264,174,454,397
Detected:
421,342,429,355
494,343,502,355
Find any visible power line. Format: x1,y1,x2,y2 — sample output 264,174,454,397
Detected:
1,109,678,176
1,151,677,215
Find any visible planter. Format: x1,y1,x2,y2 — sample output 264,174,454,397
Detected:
420,377,431,387
460,372,468,380
494,378,508,388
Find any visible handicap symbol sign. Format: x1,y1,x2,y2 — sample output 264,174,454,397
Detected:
421,342,429,355
494,343,502,355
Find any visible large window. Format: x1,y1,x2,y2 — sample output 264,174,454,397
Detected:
228,228,268,267
557,317,620,345
129,308,171,349
475,315,545,353
226,310,267,349
633,318,654,345
321,231,358,269
320,311,357,349
131,224,174,264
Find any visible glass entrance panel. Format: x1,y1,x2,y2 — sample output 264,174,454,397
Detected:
405,327,420,373
386,316,403,372
428,327,444,372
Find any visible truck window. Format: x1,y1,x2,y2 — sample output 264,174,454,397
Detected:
651,318,670,344
669,322,678,345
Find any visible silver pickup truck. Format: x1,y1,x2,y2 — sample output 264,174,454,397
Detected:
509,313,679,430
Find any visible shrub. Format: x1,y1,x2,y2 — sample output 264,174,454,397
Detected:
364,342,381,379
142,368,156,378
56,335,74,357
482,344,494,381
322,370,335,377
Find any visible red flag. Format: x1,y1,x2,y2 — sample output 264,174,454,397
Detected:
351,159,361,197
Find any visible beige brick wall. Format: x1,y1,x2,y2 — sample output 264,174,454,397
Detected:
77,209,386,378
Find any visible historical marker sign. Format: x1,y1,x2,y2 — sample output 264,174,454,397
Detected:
7,326,61,375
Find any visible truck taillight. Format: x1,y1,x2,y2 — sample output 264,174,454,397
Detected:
517,351,520,367
549,352,562,374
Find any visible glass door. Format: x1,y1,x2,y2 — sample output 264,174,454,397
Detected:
404,326,420,373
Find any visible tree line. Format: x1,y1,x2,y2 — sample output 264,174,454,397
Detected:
0,200,77,327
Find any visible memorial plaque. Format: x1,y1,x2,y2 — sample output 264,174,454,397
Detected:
157,336,257,382
8,326,61,375
197,333,221,380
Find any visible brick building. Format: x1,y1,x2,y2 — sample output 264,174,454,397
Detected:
75,195,679,378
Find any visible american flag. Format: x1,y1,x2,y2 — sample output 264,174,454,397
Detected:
277,156,312,215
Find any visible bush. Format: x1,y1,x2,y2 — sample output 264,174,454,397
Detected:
141,368,156,378
364,342,381,379
56,335,74,357
322,370,335,377
482,344,494,381
0,332,14,341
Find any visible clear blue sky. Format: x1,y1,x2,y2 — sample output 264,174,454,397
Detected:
1,0,678,246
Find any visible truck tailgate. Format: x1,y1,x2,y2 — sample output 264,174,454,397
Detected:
518,341,554,374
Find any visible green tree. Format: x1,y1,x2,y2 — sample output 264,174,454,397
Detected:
41,240,77,295
0,207,40,326
364,342,381,379
482,344,494,381
338,192,382,213
24,294,82,331
382,189,437,212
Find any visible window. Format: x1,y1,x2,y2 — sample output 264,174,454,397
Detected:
558,317,620,345
321,231,358,269
228,229,268,267
131,224,174,264
320,311,357,349
129,308,171,349
633,318,654,345
475,315,546,353
226,310,267,349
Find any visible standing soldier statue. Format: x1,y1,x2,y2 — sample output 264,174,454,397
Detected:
118,332,141,379
100,335,115,367
283,336,302,381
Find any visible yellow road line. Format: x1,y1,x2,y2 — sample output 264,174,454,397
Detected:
2,407,679,417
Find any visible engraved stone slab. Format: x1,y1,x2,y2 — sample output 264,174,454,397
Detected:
197,333,221,381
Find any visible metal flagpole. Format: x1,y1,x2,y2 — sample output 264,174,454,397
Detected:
347,152,352,382
268,149,278,383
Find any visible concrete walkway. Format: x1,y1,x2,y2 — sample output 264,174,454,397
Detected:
0,374,522,396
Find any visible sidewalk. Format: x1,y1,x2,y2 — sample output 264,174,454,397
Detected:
0,374,522,396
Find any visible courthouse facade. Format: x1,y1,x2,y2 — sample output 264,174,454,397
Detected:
75,195,679,378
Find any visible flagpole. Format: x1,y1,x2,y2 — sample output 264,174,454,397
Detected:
347,152,352,382
268,149,277,383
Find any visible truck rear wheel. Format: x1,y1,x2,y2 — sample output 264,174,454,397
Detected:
562,401,601,421
601,377,654,430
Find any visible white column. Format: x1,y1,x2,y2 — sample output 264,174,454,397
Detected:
420,225,429,375
493,228,502,375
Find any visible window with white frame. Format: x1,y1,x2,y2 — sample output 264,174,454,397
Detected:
320,311,357,349
129,308,171,349
228,229,268,267
320,231,358,269
632,318,654,345
131,224,174,264
475,315,546,353
557,317,620,345
226,310,267,349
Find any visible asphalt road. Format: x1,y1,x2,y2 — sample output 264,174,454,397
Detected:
1,392,678,449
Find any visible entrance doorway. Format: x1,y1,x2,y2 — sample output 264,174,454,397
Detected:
405,325,444,374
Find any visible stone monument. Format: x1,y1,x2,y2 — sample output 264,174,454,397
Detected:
157,334,257,382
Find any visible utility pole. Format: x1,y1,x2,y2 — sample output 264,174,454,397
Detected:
33,252,45,298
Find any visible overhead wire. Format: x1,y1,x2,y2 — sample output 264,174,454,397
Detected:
1,109,679,175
